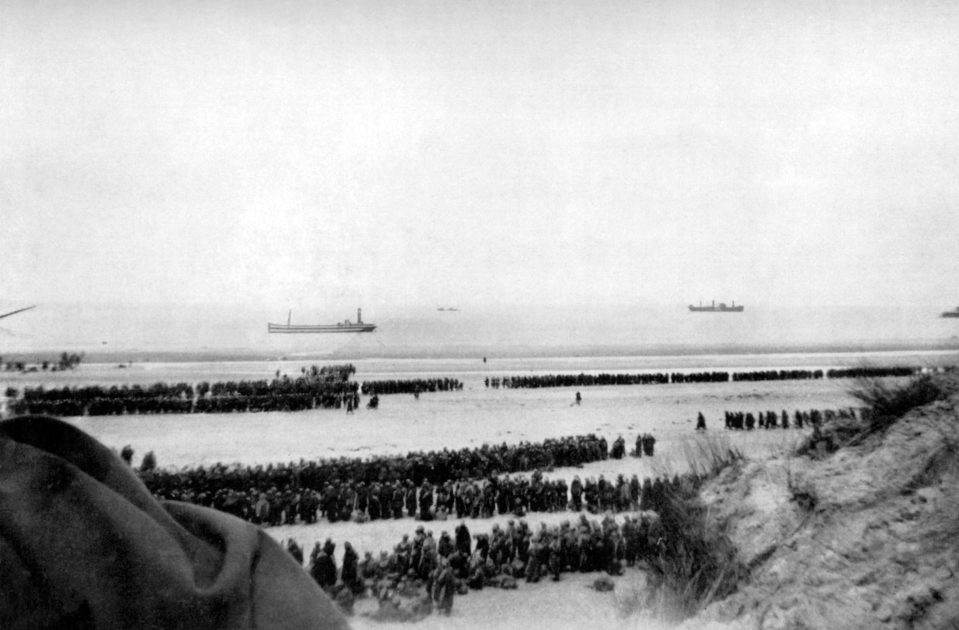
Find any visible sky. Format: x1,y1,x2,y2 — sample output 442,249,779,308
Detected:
3,0,959,315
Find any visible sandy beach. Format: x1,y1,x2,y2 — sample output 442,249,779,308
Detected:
2,352,922,466
2,352,923,628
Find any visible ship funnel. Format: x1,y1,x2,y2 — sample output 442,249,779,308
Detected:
357,308,362,324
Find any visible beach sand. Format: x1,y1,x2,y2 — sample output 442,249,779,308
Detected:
0,357,916,628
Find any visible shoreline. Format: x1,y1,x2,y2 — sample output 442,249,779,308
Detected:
3,339,959,365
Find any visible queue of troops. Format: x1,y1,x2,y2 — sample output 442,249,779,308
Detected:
360,378,464,395
134,434,657,528
483,365,920,391
158,466,667,530
253,471,662,526
281,509,668,620
140,433,612,498
8,377,361,417
701,407,859,431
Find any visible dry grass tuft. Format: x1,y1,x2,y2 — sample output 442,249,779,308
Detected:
848,374,956,442
648,478,747,620
640,432,747,620
678,432,745,479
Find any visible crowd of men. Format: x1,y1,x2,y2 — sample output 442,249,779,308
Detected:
708,407,858,431
7,364,361,416
255,468,672,528
136,433,668,526
4,362,922,418
360,378,464,395
486,373,669,388
280,503,670,620
483,365,921,390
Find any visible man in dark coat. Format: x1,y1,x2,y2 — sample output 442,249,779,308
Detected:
309,548,337,593
341,541,362,594
0,415,348,630
454,521,472,556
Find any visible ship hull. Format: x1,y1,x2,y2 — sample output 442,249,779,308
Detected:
268,323,377,333
942,312,959,318
688,306,744,312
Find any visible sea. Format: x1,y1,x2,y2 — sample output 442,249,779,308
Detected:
2,302,958,360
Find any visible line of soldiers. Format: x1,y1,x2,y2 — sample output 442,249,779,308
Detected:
140,433,613,506
10,364,362,417
173,464,674,530
283,509,667,620
482,366,920,390
486,373,669,388
360,378,464,395
11,388,361,416
137,430,661,527
718,407,858,431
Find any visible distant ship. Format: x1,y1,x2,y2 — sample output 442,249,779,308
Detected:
942,306,959,318
688,300,744,313
268,308,376,333
437,307,459,312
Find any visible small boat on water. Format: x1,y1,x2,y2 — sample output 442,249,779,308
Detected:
942,306,959,319
268,308,376,333
688,300,744,313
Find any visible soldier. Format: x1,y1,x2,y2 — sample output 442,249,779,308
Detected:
640,478,653,511
548,533,562,581
555,477,569,510
629,474,641,510
368,483,382,521
355,481,369,517
253,492,270,525
696,412,706,431
341,542,362,595
391,482,405,519
420,530,437,579
524,536,542,583
419,482,434,521
396,535,412,576
437,531,454,558
431,556,456,616
309,546,337,592
286,538,304,565
642,433,656,457
359,551,376,583
570,475,583,511
454,521,471,556
405,480,417,518
611,435,626,459
616,475,631,512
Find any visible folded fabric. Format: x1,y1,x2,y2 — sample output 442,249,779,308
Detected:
0,415,350,630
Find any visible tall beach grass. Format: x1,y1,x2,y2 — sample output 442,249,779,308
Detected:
641,432,747,620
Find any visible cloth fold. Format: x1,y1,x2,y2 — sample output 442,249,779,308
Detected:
0,415,348,630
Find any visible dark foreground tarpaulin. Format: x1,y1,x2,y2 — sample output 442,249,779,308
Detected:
0,415,350,630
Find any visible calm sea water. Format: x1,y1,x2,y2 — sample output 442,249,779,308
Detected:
2,302,958,360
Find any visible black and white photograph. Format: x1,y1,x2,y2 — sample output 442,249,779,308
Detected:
3,1,959,629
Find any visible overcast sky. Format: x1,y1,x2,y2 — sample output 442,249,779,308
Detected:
3,0,959,313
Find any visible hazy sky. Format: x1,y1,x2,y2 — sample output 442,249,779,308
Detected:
3,0,959,312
